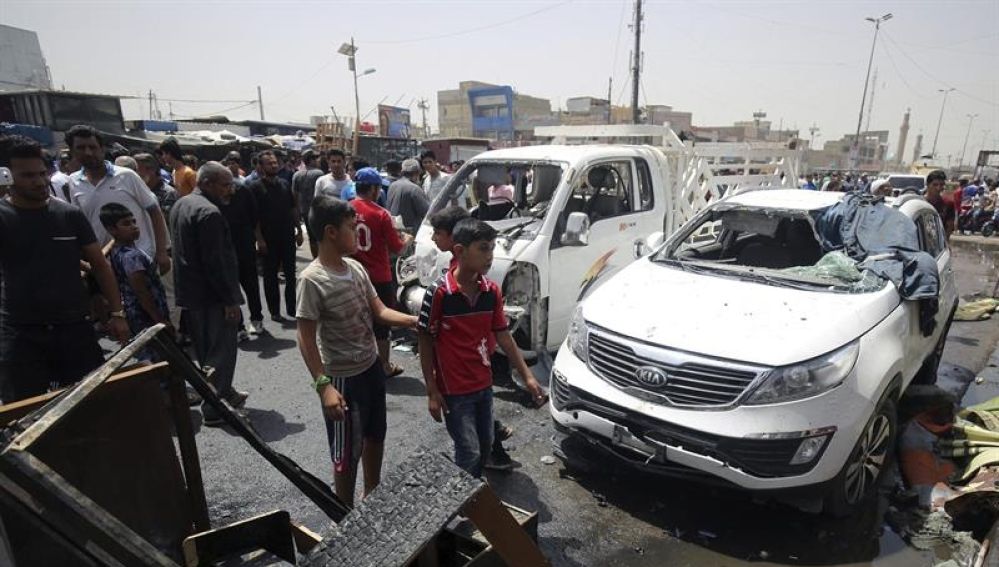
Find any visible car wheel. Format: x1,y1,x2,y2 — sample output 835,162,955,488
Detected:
825,398,897,518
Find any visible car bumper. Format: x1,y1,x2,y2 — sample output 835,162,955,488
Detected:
550,344,875,491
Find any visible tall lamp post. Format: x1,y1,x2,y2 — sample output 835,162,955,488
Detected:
338,38,376,154
931,87,956,159
852,13,892,169
958,113,977,168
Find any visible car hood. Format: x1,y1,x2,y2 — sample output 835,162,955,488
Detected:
583,259,900,367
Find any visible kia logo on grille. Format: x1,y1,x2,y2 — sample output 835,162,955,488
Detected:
635,366,668,387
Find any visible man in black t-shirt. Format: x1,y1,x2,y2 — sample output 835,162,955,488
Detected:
220,171,264,335
247,150,303,322
0,135,130,403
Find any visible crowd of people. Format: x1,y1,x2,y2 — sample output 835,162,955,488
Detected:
0,126,542,507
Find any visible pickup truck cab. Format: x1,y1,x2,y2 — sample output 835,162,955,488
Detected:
398,126,800,367
550,189,958,515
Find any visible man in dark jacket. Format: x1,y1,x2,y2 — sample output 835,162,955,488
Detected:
170,161,246,425
248,150,303,321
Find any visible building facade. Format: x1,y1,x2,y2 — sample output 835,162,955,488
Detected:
0,25,51,92
437,81,554,141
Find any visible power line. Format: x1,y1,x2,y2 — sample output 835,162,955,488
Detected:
170,100,258,120
882,30,998,108
877,37,929,99
120,95,254,104
362,0,572,45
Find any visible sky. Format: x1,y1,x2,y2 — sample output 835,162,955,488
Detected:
3,0,997,164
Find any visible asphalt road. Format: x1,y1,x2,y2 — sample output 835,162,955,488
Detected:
191,237,999,566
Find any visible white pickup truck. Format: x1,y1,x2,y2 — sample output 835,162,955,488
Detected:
397,125,801,369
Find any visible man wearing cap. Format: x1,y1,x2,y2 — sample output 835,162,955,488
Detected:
386,158,430,233
292,150,324,258
351,167,412,377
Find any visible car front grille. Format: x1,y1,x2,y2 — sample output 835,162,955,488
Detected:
587,330,762,408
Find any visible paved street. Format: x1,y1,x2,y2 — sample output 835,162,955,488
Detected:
191,237,999,566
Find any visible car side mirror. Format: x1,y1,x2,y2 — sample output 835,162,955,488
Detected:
633,232,664,258
561,212,590,246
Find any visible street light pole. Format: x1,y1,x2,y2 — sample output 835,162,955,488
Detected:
931,87,955,158
853,13,892,169
958,113,977,168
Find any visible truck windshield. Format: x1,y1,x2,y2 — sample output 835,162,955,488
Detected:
430,160,567,221
654,207,886,293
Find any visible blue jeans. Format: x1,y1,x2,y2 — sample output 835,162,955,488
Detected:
443,388,494,477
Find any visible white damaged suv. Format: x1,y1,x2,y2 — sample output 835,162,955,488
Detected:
550,189,958,515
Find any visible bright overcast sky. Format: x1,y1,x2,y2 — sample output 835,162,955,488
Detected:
4,0,997,162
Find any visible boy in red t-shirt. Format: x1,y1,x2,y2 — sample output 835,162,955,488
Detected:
351,167,412,377
417,218,545,476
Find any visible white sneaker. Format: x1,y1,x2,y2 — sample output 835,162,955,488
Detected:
247,320,264,335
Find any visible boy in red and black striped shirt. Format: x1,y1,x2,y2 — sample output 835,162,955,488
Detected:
417,218,545,477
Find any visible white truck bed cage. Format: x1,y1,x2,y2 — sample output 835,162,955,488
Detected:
534,124,686,149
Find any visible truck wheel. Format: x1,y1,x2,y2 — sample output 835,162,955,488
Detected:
825,398,897,518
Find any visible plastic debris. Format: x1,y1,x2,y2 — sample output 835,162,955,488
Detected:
540,455,557,465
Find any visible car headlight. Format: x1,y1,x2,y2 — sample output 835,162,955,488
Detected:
745,341,859,405
416,246,440,284
567,304,589,364
503,262,536,308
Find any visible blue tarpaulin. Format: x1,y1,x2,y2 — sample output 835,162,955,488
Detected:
0,123,54,147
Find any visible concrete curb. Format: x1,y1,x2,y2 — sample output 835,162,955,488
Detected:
951,234,999,249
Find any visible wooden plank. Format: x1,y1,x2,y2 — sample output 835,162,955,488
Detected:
1,452,177,566
9,325,164,451
289,521,322,554
149,334,351,523
164,368,210,532
461,487,549,567
0,362,163,426
181,510,295,566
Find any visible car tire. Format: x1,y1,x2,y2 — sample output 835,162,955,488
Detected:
824,397,897,518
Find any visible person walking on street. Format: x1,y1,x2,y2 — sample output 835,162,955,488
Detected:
67,125,171,276
421,150,452,205
292,149,324,258
350,167,412,377
170,161,247,425
0,135,130,403
157,137,197,197
296,195,417,506
248,150,303,322
224,151,246,186
134,153,179,223
315,149,352,199
219,164,265,337
386,158,430,233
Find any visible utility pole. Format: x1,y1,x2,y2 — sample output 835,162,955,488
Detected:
630,0,643,125
931,87,955,158
864,67,877,133
853,13,891,169
417,98,430,139
809,124,820,149
607,77,613,124
148,90,154,121
257,85,265,120
958,113,977,167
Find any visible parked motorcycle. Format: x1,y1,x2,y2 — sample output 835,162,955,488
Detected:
982,209,999,237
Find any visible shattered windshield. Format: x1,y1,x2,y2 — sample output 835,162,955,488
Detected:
655,207,886,293
432,160,567,221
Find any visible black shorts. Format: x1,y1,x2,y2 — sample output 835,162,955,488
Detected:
322,361,387,473
372,281,397,340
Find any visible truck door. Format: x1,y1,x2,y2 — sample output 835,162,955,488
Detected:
546,157,659,350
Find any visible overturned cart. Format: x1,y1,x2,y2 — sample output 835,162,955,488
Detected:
0,325,547,566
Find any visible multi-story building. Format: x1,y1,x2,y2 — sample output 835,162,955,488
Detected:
437,81,555,141
0,25,52,92
807,131,890,172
